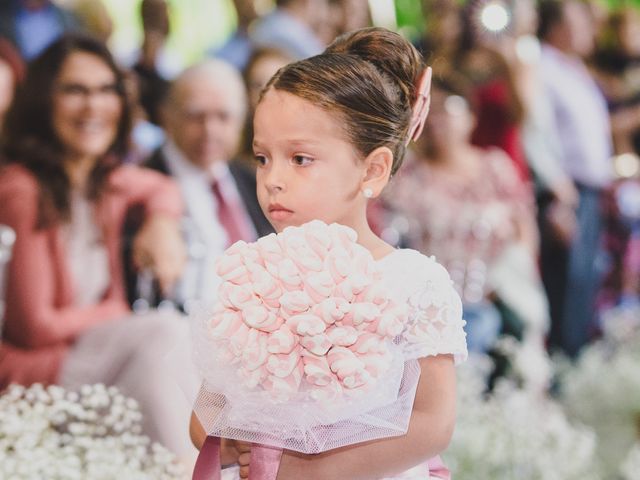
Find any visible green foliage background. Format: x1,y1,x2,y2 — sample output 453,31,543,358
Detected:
103,0,235,64
101,0,627,66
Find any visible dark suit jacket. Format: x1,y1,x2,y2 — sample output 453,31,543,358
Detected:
122,147,273,308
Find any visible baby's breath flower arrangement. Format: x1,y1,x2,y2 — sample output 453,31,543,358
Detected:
559,305,640,474
445,355,601,480
0,383,187,479
446,302,640,480
620,443,640,480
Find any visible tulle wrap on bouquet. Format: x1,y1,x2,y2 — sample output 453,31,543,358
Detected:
191,221,424,478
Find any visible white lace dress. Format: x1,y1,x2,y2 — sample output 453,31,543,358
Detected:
376,248,467,480
222,248,467,480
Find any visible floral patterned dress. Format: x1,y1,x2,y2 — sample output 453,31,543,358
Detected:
384,149,532,307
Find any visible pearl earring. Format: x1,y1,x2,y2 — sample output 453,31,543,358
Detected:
363,188,374,199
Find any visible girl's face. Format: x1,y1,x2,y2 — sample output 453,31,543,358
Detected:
253,89,367,233
51,51,122,162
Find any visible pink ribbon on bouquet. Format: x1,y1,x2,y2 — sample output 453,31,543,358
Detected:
192,436,283,480
192,438,449,480
427,455,451,480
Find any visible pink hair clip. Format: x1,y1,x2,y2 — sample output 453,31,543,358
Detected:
406,66,432,146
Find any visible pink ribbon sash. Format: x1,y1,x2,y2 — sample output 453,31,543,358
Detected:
247,444,284,479
192,436,222,480
427,455,451,480
192,437,447,480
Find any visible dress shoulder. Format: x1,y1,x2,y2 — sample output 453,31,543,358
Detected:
380,249,468,364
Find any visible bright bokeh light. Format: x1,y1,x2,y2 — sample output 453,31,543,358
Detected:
614,153,640,179
480,1,510,33
515,35,541,63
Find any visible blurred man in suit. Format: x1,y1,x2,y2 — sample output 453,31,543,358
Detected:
129,59,272,312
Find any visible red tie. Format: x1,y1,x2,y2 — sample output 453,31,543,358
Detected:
211,180,247,247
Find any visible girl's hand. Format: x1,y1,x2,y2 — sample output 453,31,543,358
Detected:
236,441,252,479
132,214,187,295
219,439,251,471
546,201,577,247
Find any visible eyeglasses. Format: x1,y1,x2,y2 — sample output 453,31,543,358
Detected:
179,108,237,124
55,82,121,102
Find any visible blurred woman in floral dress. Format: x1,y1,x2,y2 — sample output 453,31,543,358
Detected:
383,79,548,356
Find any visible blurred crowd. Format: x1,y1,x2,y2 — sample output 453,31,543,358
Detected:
389,0,640,363
0,0,639,460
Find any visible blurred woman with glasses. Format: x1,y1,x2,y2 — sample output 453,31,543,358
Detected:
0,34,197,461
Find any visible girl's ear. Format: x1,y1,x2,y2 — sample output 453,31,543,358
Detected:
361,146,393,199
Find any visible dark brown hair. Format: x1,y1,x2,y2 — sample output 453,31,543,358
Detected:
1,33,132,227
141,0,170,36
537,0,567,41
263,27,425,175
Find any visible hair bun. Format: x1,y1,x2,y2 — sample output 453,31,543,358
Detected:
326,27,424,109
265,26,427,175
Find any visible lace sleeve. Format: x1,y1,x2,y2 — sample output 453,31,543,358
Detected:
401,259,468,364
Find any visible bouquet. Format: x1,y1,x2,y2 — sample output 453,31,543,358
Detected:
192,221,421,478
0,383,186,480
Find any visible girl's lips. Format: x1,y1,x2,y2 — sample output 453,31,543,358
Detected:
268,204,293,221
269,208,293,221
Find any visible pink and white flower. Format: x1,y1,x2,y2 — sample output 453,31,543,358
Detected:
206,220,407,400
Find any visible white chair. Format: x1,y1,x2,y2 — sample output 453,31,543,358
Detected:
0,225,16,333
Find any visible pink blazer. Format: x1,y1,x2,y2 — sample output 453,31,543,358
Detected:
0,163,182,387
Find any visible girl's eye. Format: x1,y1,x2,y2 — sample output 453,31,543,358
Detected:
254,155,268,166
292,155,314,166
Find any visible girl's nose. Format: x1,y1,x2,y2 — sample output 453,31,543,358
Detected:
264,161,286,193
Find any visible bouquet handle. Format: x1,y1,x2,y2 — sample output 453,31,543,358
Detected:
192,436,283,480
248,444,284,479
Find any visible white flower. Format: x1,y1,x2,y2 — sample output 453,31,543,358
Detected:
558,305,640,475
0,384,187,479
446,306,640,480
445,355,601,480
620,443,640,480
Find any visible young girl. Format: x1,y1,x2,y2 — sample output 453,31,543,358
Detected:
190,27,467,479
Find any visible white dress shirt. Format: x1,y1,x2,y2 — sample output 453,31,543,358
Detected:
162,141,256,309
63,192,110,307
521,44,573,192
539,44,613,189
